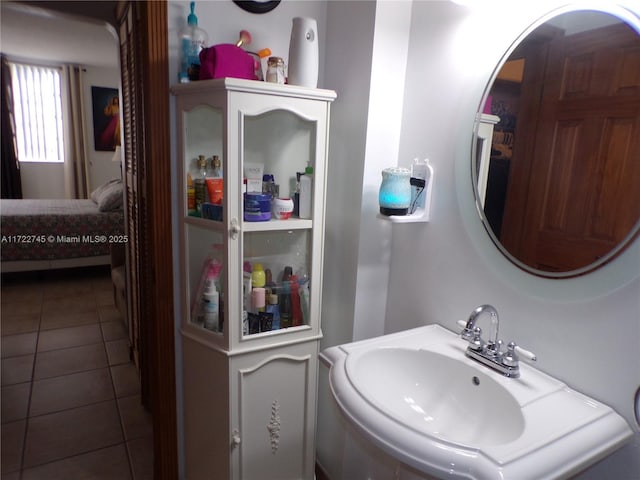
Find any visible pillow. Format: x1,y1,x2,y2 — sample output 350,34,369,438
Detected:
91,178,121,204
96,180,124,212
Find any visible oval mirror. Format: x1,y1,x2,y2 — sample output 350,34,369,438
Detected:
473,7,640,278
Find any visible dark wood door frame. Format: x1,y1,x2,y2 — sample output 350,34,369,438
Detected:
116,2,177,478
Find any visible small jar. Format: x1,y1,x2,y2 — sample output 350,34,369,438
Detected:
266,57,285,84
272,197,294,220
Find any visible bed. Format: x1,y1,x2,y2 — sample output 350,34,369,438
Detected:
1,180,125,273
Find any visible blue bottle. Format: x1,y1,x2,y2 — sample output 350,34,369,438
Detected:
266,293,280,330
179,2,208,82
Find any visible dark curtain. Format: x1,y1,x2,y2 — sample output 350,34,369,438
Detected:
1,54,22,199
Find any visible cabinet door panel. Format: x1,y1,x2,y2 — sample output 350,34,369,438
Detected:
236,351,317,480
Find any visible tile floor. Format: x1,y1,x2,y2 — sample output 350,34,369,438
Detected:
1,266,153,480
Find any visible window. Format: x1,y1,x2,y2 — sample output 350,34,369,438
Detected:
9,62,65,163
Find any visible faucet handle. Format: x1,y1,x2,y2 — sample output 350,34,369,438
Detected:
514,345,537,362
469,327,484,351
457,319,474,341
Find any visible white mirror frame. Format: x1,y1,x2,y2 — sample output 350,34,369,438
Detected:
455,1,640,300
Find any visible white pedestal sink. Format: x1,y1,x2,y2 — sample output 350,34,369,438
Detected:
321,325,632,480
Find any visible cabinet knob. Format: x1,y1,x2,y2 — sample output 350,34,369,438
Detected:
230,218,241,239
231,429,241,447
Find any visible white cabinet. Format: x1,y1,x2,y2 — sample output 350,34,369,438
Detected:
171,78,335,480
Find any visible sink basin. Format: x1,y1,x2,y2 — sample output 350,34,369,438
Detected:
321,325,633,480
349,347,524,446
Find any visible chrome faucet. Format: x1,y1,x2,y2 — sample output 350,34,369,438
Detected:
459,304,536,378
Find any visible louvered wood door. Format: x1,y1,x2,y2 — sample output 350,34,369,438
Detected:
116,2,177,477
118,2,142,374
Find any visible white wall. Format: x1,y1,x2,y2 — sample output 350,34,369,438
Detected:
18,163,66,199
386,1,640,478
0,3,120,198
83,66,123,192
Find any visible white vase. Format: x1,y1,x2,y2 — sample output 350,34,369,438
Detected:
288,17,318,88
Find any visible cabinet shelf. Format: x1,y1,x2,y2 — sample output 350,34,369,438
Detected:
184,215,313,232
243,218,312,232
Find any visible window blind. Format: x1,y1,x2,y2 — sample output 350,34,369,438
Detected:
9,62,64,163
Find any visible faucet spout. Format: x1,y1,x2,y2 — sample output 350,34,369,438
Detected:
464,304,499,347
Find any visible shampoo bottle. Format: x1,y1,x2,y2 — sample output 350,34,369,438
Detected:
179,2,208,83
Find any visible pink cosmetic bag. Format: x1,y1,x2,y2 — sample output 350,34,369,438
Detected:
199,44,256,81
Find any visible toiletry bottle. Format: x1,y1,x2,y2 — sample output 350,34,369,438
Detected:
264,268,275,291
251,263,266,289
186,173,196,216
290,275,302,326
293,172,302,217
252,287,266,313
299,280,309,325
207,155,223,205
203,283,219,331
211,154,222,178
179,1,208,83
282,266,293,283
266,293,280,330
194,155,208,215
298,164,313,219
279,281,292,328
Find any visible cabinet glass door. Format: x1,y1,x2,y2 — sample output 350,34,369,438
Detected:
184,105,224,222
240,108,316,339
182,104,227,339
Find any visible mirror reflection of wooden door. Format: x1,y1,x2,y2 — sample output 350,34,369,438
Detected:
502,22,640,272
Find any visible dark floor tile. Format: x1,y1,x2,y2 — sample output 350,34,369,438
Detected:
1,332,37,358
0,301,41,317
41,296,96,315
1,281,43,305
0,313,41,336
42,278,93,300
110,363,140,398
30,368,114,417
98,305,122,323
1,419,25,475
100,320,128,342
1,382,31,423
94,289,115,308
39,311,98,331
37,324,102,352
1,471,20,480
23,401,123,468
21,444,132,480
127,435,153,480
34,344,107,380
117,395,152,441
105,338,131,366
1,354,34,386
